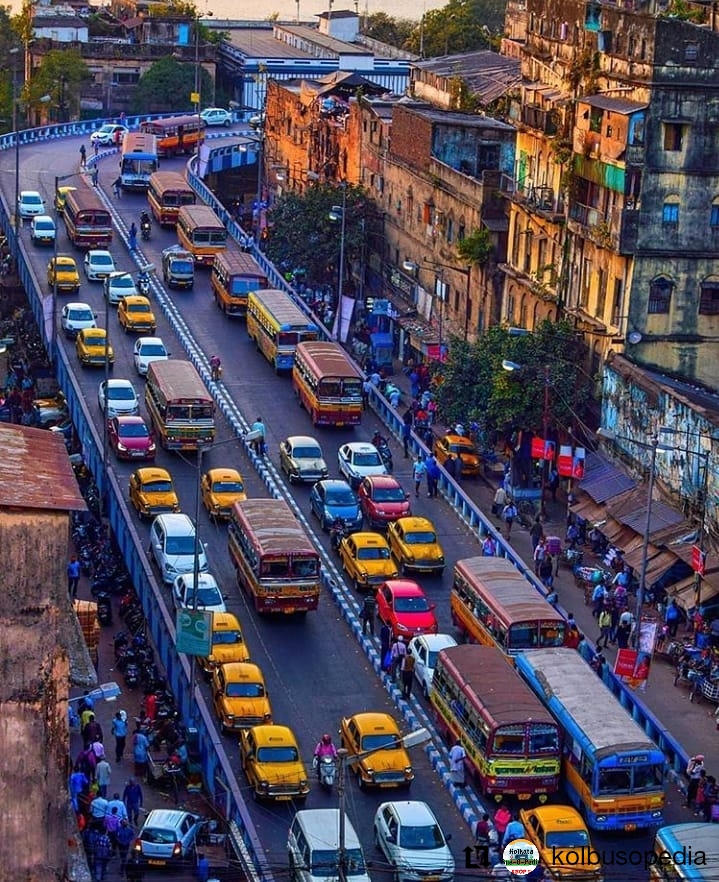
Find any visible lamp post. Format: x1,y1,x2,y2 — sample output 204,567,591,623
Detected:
11,49,20,260
329,182,347,342
52,172,84,363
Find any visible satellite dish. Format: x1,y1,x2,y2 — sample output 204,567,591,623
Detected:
628,331,643,344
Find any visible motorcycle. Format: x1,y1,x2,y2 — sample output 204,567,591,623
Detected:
314,755,336,791
137,271,151,295
329,519,349,551
140,218,151,241
372,432,393,473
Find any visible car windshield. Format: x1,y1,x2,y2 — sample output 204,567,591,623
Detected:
212,480,244,493
373,488,405,502
36,220,54,229
394,596,431,613
353,452,381,467
93,255,114,267
449,443,476,455
142,480,172,493
114,277,135,288
119,423,149,438
109,387,135,400
360,733,399,751
70,309,93,321
357,547,390,560
23,194,42,205
165,536,195,555
128,303,148,312
194,587,222,607
213,630,242,645
140,828,177,844
404,531,437,544
311,850,365,877
140,345,166,356
326,487,356,505
399,823,445,850
292,446,322,459
256,745,298,763
85,333,105,344
226,682,264,698
172,259,193,273
545,830,591,848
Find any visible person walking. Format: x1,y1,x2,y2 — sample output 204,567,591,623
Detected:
116,819,135,873
123,778,143,825
502,814,525,849
390,635,407,682
104,805,122,853
426,454,440,498
530,516,544,551
112,176,121,198
539,554,554,589
360,591,376,636
94,829,113,881
129,222,138,251
82,713,103,747
379,623,391,671
67,554,81,599
501,499,518,538
494,804,512,841
111,710,128,763
597,606,612,649
400,652,415,699
83,825,100,880
79,144,86,169
481,534,496,557
93,140,99,158
132,728,150,781
107,792,127,821
91,165,99,187
686,755,705,808
402,408,413,458
412,455,426,498
548,465,560,503
250,417,266,455
95,756,112,798
492,484,507,517
448,739,467,787
533,537,547,576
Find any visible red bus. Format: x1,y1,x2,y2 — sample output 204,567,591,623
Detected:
140,115,205,158
292,341,363,426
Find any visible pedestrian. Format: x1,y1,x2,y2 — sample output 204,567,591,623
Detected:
389,386,401,409
129,222,137,251
82,713,103,747
70,766,89,813
539,554,554,589
197,853,211,882
379,623,391,670
91,165,99,187
116,819,135,873
390,635,407,682
90,737,106,760
701,775,717,822
112,176,121,198
565,626,581,649
360,591,376,636
448,739,466,787
89,793,109,826
530,516,544,551
83,826,100,879
481,534,496,557
426,455,441,498
250,417,266,455
501,499,518,538
111,710,128,763
93,140,99,157
104,805,122,852
402,408,413,458
132,728,150,780
546,587,559,605
665,599,682,638
597,606,612,649
548,465,559,502
494,803,512,840
474,813,492,847
447,454,460,482
412,455,426,498
502,813,525,848
94,829,113,881
76,744,97,780
123,777,144,825
67,554,81,599
400,652,415,699
362,376,372,409
591,582,606,618
492,484,507,517
686,755,705,808
107,791,127,821
79,144,86,169
533,537,547,575
95,756,112,798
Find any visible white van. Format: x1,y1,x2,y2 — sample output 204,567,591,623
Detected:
288,809,371,882
149,513,208,584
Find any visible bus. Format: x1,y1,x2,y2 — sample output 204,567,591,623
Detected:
210,246,269,318
144,360,215,451
62,188,113,249
292,341,363,426
451,556,566,656
515,648,666,831
650,823,716,881
432,644,562,800
140,114,205,158
119,132,158,190
147,171,196,226
228,498,321,615
176,204,227,267
247,289,320,371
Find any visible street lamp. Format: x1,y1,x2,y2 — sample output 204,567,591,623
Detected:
10,48,20,260
329,182,347,342
192,12,213,159
51,172,84,363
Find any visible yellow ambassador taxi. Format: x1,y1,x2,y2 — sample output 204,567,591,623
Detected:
338,531,398,593
198,612,250,675
387,516,445,576
75,328,114,369
240,724,310,802
118,295,157,334
128,467,180,519
201,468,247,520
519,805,603,881
211,662,272,734
434,433,481,476
340,711,414,790
47,255,80,293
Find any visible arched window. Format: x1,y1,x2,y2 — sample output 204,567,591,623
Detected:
662,195,680,226
648,275,674,314
699,275,719,315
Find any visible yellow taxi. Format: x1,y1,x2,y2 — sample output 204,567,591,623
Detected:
128,467,180,519
201,468,247,520
338,531,398,592
434,433,481,476
211,662,272,734
387,516,445,576
340,711,414,790
47,255,81,294
117,295,157,334
54,185,76,212
518,805,603,881
240,724,310,802
198,612,250,675
75,328,114,368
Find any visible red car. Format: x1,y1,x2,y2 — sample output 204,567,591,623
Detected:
358,475,411,528
107,415,156,461
376,579,438,639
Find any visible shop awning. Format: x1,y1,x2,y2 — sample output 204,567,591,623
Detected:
578,455,636,503
569,493,607,522
670,572,719,611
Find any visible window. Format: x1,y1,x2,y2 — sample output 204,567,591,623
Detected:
612,278,623,326
699,277,719,315
685,42,699,63
648,276,674,314
589,108,602,134
663,123,685,151
662,197,680,226
711,199,719,228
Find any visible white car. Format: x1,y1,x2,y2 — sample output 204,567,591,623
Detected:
172,573,227,613
133,336,169,376
98,378,140,418
84,250,116,281
104,271,138,306
338,442,388,489
200,107,233,127
374,801,455,882
30,214,56,245
90,123,128,146
407,634,458,698
60,302,96,339
279,435,328,484
18,190,45,218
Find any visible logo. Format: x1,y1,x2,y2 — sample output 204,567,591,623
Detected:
502,838,540,876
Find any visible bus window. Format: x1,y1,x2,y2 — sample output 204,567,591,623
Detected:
598,768,631,793
262,559,290,578
509,623,537,649
293,558,318,578
528,725,559,753
319,379,341,397
494,726,526,753
634,764,664,790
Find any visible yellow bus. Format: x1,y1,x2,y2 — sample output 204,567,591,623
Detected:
451,556,566,656
140,114,205,157
144,360,215,451
119,132,158,190
147,171,196,226
432,644,561,800
176,204,227,267
247,289,320,372
63,188,113,249
292,341,363,427
210,245,268,317
649,823,716,880
228,498,321,615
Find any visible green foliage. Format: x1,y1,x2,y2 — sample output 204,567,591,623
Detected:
28,49,90,121
361,12,415,48
456,227,493,266
131,56,211,114
0,5,22,134
435,320,592,433
265,184,370,285
661,0,707,21
404,0,503,57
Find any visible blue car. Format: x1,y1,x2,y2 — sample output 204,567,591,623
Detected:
310,479,363,532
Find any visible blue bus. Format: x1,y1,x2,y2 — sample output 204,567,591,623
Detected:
515,648,666,832
119,132,159,190
650,823,716,881
247,289,320,372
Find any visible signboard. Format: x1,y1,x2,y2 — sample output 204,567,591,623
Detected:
531,437,556,460
558,444,573,477
176,609,212,656
692,544,707,575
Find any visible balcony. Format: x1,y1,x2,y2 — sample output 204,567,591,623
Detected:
569,201,604,228
626,144,645,166
499,176,565,221
520,104,558,135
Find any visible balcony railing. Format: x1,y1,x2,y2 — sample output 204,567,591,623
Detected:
569,201,605,228
520,104,558,135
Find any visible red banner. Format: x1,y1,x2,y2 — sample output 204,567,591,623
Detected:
558,444,573,477
692,545,707,575
572,447,586,479
614,649,637,678
531,437,556,461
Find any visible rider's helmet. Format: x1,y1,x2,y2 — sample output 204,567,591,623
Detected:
321,733,332,745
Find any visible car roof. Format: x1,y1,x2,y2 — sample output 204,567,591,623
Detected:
382,579,423,595
81,328,106,336
380,800,437,825
66,301,92,310
442,433,473,443
135,466,172,481
55,256,77,265
206,468,242,481
394,516,434,530
115,415,146,425
153,512,192,530
108,271,134,280
122,295,151,306
292,810,362,848
347,711,400,733
410,633,457,652
137,336,164,345
364,475,402,488
20,190,42,197
143,809,198,828
522,805,586,829
87,249,112,257
219,662,264,680
211,612,242,630
287,435,321,447
104,378,134,387
318,479,352,490
248,724,296,746
176,573,218,589
352,532,390,547
33,214,54,223
345,442,378,452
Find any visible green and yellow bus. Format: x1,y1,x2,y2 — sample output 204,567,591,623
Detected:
144,360,215,451
247,289,319,371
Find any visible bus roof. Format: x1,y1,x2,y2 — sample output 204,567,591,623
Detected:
515,648,661,759
232,498,317,557
455,556,564,625
249,290,317,329
149,170,192,191
438,644,557,728
64,188,109,214
295,341,362,379
122,132,156,154
146,360,212,402
177,204,224,229
655,823,716,878
214,247,267,278
144,114,203,129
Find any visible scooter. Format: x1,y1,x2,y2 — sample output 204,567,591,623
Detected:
372,432,393,473
140,218,151,241
329,519,349,551
137,271,151,296
314,755,336,791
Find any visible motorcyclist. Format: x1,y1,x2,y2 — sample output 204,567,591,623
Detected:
210,354,222,381
329,517,346,549
314,734,338,762
140,210,151,231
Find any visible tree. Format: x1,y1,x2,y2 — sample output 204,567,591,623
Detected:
361,12,415,49
404,0,505,57
265,184,370,287
0,6,22,134
27,49,90,122
131,56,212,114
